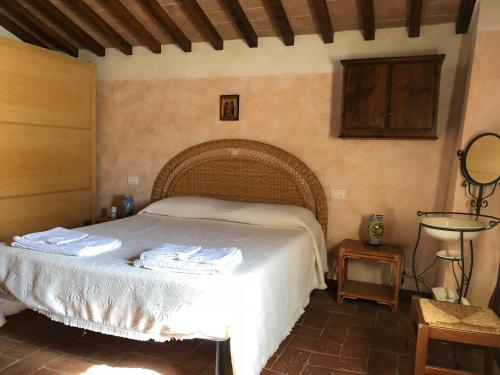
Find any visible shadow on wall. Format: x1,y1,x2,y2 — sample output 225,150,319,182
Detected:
436,26,476,215
329,58,343,137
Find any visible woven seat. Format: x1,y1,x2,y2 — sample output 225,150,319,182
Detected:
419,298,500,335
410,267,500,375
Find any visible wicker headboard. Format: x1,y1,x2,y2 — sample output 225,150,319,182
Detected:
151,139,328,237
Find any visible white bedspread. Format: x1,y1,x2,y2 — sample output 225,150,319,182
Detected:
0,209,326,374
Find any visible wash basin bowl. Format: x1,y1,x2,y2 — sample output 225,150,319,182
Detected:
420,216,486,241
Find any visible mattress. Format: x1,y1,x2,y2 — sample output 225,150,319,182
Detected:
0,211,324,374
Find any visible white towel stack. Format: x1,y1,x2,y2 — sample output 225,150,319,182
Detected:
134,243,242,274
139,243,202,261
12,227,121,257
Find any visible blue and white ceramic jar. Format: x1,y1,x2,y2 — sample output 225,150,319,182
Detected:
368,214,384,246
122,194,135,217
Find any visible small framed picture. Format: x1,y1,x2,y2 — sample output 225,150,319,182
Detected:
220,95,239,121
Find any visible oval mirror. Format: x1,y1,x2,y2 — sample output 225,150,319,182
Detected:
461,133,500,185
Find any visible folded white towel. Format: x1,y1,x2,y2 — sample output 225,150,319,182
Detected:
21,227,89,245
12,235,121,257
139,243,202,261
134,247,243,274
187,247,241,266
135,257,242,274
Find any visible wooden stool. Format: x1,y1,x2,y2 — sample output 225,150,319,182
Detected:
409,268,500,374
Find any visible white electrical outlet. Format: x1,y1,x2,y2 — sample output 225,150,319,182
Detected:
127,176,139,185
331,189,346,199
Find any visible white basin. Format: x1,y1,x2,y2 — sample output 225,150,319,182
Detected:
420,216,486,241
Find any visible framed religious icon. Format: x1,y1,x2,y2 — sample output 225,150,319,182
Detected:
220,95,239,121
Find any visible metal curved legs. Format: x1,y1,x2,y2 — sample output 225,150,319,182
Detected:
458,232,465,304
464,240,474,297
412,222,475,303
412,224,423,295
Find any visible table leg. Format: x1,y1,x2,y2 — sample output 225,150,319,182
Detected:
337,254,344,305
394,257,401,313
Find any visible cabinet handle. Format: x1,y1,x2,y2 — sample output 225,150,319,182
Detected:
387,112,393,116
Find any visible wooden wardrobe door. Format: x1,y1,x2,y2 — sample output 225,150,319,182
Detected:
0,38,95,241
389,61,438,137
342,63,388,131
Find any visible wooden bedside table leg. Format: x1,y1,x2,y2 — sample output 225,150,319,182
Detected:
337,254,345,305
394,257,401,313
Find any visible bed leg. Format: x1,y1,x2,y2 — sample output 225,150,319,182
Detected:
215,339,230,375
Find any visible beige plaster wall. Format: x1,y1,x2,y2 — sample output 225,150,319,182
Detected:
81,24,466,288
442,0,500,306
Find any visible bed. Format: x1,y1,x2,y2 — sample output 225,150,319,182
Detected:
0,139,329,375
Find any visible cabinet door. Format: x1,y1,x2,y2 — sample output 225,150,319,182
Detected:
342,64,388,132
389,61,438,137
340,54,443,139
0,38,95,241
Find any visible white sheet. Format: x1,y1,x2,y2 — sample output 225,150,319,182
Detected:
0,211,326,374
141,196,328,287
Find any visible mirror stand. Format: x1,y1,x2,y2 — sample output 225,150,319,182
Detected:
457,150,499,216
457,132,500,216
410,132,500,305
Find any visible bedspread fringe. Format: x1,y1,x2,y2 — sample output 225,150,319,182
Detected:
30,307,199,342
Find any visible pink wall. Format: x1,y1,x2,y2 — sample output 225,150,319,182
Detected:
443,20,500,306
95,69,462,286
84,25,469,287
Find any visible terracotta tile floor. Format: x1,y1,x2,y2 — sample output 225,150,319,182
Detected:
0,289,492,374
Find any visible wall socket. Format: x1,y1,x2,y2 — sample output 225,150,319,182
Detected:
127,176,139,185
331,189,346,199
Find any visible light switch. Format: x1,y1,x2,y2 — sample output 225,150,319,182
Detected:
331,189,346,199
127,176,139,185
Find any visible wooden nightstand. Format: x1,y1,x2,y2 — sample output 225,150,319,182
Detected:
337,239,402,313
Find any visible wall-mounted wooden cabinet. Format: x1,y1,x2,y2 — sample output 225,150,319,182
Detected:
340,55,445,139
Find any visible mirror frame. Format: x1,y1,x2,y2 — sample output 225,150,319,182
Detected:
458,132,500,187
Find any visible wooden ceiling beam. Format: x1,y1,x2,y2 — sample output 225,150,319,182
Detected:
456,0,476,34
0,1,78,56
62,0,132,55
30,0,105,57
0,11,48,48
356,0,375,40
221,0,258,48
138,0,191,52
266,0,294,46
96,0,161,54
408,0,423,37
182,0,223,50
309,0,333,43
